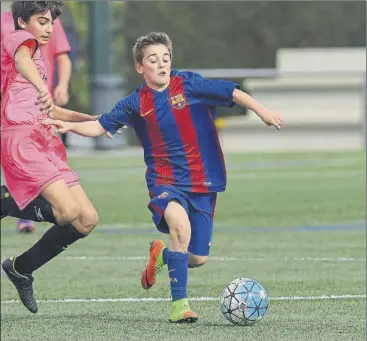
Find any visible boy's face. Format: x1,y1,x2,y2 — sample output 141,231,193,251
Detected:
135,44,172,90
18,10,53,46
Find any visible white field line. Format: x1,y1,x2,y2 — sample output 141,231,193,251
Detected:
228,170,364,180
95,222,366,230
1,294,365,305
78,170,364,183
58,255,366,262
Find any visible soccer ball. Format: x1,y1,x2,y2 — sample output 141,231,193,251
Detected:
220,277,269,326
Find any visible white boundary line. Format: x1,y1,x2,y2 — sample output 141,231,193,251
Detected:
59,256,366,262
1,294,365,304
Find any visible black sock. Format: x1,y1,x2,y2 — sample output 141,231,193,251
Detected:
14,224,86,275
1,186,57,224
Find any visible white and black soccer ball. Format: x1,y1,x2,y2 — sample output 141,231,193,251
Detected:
220,277,269,326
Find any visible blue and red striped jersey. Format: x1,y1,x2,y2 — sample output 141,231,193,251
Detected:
99,69,239,193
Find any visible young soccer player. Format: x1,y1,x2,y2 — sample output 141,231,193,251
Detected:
2,2,72,233
1,1,100,314
44,32,283,323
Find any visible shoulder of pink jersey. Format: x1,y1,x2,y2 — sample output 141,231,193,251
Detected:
4,30,37,45
3,31,38,56
10,30,37,40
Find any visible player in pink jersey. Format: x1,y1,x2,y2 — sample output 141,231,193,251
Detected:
1,7,72,233
1,1,99,314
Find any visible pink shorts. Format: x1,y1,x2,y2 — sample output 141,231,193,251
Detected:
1,125,79,210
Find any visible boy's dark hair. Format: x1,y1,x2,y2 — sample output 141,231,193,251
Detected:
133,32,173,64
11,1,64,30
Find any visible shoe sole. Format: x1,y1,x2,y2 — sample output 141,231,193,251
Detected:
169,316,199,323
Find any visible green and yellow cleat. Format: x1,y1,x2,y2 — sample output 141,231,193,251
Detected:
170,298,198,323
141,240,166,290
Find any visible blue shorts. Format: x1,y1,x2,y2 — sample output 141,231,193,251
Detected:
148,185,217,256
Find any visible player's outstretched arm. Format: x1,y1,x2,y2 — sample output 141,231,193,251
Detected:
51,106,100,122
232,88,283,130
43,119,107,137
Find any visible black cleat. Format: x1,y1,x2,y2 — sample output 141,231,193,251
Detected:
1,257,38,313
1,185,11,219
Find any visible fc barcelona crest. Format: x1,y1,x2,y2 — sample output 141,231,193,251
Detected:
170,93,186,109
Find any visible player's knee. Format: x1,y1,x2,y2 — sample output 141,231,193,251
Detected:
78,208,99,234
171,220,191,245
189,255,208,268
57,201,80,225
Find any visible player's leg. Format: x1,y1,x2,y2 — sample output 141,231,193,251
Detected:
8,183,97,273
48,147,99,236
13,182,97,269
67,184,99,235
1,179,84,311
2,183,98,314
142,187,189,289
2,138,97,314
1,184,62,225
187,211,212,268
9,181,98,276
188,193,217,268
164,200,198,323
141,186,197,323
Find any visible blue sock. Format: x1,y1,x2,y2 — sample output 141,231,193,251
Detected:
162,248,168,264
167,250,188,302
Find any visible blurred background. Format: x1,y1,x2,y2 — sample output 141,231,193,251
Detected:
1,3,366,339
2,0,366,152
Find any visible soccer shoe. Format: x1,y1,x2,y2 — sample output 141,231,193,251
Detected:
1,257,38,313
1,185,11,219
170,298,198,323
141,240,166,289
16,219,35,233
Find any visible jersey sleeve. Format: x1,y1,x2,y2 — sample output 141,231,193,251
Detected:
190,72,240,107
3,31,38,59
51,18,71,56
98,93,139,135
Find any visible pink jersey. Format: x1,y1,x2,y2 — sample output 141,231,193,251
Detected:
1,30,48,127
1,11,71,95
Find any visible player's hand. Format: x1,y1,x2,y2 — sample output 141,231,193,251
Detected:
42,118,72,134
258,109,283,130
88,114,101,121
54,83,69,107
116,126,127,134
35,85,54,113
105,126,126,139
